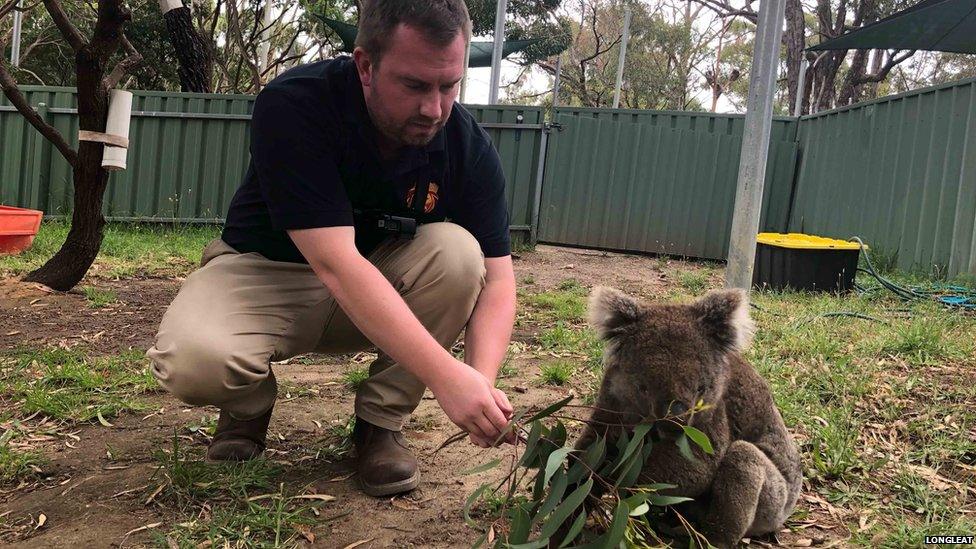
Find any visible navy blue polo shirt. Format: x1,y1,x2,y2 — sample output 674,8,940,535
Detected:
222,56,511,263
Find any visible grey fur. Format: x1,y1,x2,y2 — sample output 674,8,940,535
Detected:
578,287,802,548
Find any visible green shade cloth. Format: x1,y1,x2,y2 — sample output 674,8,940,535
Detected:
314,15,550,67
809,0,976,54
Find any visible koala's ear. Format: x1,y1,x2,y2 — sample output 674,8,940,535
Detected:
693,289,755,353
588,286,641,339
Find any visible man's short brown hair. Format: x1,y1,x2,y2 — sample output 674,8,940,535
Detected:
356,0,471,63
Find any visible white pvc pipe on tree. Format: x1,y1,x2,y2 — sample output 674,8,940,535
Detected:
102,90,133,171
158,0,182,13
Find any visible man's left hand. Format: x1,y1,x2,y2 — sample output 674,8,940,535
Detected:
469,386,514,447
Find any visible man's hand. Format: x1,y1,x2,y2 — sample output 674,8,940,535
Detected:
429,363,516,446
468,386,514,447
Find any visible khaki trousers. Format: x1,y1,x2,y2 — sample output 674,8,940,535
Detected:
146,222,486,430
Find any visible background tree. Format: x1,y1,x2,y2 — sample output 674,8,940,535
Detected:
0,0,142,291
691,0,927,114
158,0,213,92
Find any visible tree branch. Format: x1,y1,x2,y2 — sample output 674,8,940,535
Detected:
41,0,85,51
103,34,142,89
855,49,915,84
0,0,20,19
0,61,78,166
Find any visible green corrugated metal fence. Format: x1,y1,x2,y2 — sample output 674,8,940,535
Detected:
789,76,976,276
537,108,799,259
0,87,544,237
4,80,976,276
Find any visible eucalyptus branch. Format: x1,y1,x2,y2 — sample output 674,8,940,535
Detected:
41,0,85,51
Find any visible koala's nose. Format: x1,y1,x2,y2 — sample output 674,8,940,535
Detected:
659,399,690,418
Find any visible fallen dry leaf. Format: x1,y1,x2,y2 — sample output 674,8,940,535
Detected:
123,522,163,537
96,411,114,428
328,472,356,482
145,484,165,505
792,539,813,547
291,494,336,502
390,497,420,510
342,539,373,549
36,513,47,529
296,524,315,543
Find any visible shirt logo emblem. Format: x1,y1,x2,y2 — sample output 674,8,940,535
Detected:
406,182,439,213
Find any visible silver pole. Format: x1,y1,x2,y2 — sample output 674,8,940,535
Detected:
488,0,508,104
530,129,549,244
551,56,562,110
793,58,808,117
10,0,23,67
611,7,632,109
724,0,787,290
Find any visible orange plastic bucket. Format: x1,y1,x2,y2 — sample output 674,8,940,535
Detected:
0,205,44,255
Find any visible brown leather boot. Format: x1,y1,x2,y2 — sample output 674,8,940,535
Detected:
353,417,420,497
206,405,273,462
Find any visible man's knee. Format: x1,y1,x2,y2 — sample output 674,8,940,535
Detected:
147,331,272,408
415,222,486,294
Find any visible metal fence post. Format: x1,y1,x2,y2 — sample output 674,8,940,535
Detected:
488,0,508,104
725,0,787,289
28,102,49,210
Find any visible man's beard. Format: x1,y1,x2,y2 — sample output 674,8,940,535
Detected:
366,80,446,148
371,107,445,148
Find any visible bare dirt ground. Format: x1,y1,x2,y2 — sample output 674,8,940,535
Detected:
0,246,846,548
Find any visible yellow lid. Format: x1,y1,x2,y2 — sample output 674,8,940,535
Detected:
756,232,863,250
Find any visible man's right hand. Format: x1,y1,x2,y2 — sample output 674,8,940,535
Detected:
429,361,516,445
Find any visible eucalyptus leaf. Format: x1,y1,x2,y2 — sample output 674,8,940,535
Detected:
532,467,569,527
508,505,532,544
525,395,574,423
538,477,594,540
681,425,714,455
558,511,588,548
676,433,698,463
461,458,502,475
543,447,574,486
609,424,652,475
647,493,694,506
463,483,492,528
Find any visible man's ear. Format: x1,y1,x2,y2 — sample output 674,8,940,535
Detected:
588,286,641,339
353,47,373,87
692,289,755,353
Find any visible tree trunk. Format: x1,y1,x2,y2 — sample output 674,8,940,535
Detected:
163,5,213,93
866,49,883,98
784,0,805,114
837,48,869,106
22,1,132,291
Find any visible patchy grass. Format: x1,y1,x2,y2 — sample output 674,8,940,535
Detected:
0,220,219,279
0,429,45,485
522,281,588,322
341,367,370,391
538,361,575,386
749,284,976,545
80,286,118,308
149,435,332,546
0,347,159,423
519,268,976,546
676,269,712,294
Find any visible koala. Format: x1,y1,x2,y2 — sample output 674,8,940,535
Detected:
575,287,802,548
